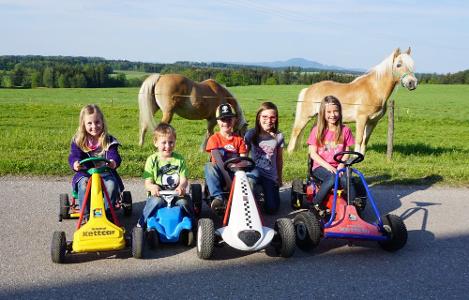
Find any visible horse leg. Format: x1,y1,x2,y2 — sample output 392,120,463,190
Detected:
161,111,174,124
362,121,379,154
287,94,314,153
201,117,217,151
354,116,368,154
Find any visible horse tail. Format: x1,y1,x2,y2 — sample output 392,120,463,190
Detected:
287,88,312,153
138,74,160,146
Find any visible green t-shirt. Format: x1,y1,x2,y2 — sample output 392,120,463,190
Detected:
143,152,188,190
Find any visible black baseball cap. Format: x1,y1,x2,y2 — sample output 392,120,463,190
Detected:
216,103,236,119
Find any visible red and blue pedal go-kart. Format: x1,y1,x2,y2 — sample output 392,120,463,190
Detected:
292,151,408,252
131,184,202,259
51,157,131,263
196,157,296,259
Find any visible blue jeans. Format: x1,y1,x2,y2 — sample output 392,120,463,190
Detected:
138,195,192,227
312,166,356,206
204,162,233,201
248,169,280,215
77,173,118,217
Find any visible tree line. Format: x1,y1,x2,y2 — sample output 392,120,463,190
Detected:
0,55,467,88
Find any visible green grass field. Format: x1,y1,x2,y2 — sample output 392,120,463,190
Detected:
112,70,151,79
1,84,468,185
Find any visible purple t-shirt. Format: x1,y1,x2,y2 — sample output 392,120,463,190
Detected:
307,125,355,169
244,129,284,182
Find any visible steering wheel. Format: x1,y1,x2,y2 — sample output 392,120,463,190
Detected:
223,157,256,173
78,157,112,174
333,151,364,166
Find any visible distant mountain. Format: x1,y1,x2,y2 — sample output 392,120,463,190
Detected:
240,58,365,73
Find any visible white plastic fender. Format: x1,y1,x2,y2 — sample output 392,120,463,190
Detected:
217,170,275,251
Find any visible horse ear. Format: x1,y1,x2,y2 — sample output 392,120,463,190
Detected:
393,48,401,59
406,47,411,54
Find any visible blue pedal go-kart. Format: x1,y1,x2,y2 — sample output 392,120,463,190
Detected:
293,151,408,252
132,184,201,259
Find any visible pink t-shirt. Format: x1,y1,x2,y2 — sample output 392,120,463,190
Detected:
307,125,355,169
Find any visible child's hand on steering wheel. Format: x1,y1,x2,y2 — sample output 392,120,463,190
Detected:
149,185,160,197
175,186,185,197
337,163,345,176
73,161,82,171
107,159,117,169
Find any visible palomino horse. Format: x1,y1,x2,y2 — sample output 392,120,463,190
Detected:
287,47,417,154
138,74,248,148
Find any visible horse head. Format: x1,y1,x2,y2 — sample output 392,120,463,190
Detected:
392,47,418,90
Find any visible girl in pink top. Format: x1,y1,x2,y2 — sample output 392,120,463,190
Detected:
307,95,356,211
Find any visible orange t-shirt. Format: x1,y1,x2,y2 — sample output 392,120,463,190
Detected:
206,132,247,163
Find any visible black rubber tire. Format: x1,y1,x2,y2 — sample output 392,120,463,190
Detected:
122,191,132,217
132,226,144,259
190,183,203,218
273,218,296,258
59,193,70,220
378,214,408,252
291,179,304,210
294,211,321,251
197,218,214,259
51,231,66,263
181,229,195,247
147,229,159,250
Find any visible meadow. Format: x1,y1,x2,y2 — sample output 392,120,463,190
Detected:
0,84,468,186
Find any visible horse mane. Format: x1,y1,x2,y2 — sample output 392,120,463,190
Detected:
352,50,414,83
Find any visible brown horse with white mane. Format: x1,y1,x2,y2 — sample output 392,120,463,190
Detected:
287,47,417,154
138,74,248,148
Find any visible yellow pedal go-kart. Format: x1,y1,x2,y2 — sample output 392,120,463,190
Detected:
51,157,129,263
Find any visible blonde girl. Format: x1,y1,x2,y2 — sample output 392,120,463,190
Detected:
68,104,124,217
307,95,356,211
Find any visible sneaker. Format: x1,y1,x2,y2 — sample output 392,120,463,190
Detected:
211,197,224,211
312,204,326,218
353,197,366,211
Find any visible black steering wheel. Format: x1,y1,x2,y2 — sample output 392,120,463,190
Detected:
223,157,256,173
78,157,112,174
333,151,364,166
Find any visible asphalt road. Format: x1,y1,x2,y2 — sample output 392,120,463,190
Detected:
1,176,468,299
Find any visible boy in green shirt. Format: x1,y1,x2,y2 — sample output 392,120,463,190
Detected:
137,123,191,227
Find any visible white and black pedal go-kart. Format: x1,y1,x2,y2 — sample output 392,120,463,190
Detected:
196,157,295,259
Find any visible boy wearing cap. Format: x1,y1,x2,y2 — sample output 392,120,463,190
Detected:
204,103,247,211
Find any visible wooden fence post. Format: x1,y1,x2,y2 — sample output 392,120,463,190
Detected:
386,99,394,161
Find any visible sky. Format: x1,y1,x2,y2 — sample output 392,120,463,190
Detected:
1,0,468,74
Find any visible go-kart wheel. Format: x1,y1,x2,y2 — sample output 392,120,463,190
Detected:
147,229,159,250
59,193,70,221
180,229,195,247
197,218,214,259
51,231,67,263
293,211,321,251
291,179,304,210
273,218,296,258
378,214,408,252
190,183,202,218
132,226,144,259
122,191,132,217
